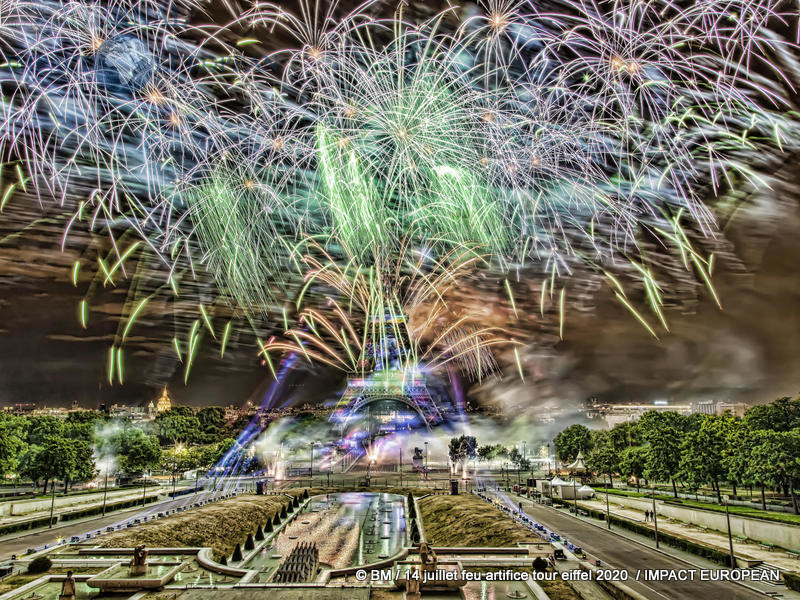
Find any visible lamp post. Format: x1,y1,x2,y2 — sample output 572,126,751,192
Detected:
724,495,736,568
424,441,429,481
101,456,110,517
605,473,611,529
572,473,578,514
522,441,527,482
48,480,56,528
310,442,314,486
651,487,659,548
399,443,403,487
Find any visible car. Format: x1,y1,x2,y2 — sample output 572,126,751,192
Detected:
105,526,114,532
70,536,80,542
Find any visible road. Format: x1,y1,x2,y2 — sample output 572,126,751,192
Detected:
0,485,235,560
491,493,766,600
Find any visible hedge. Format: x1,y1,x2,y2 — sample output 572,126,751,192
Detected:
784,572,800,592
0,515,53,537
0,494,161,536
60,494,159,522
552,499,732,566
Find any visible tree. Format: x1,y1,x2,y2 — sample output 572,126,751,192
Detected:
618,446,647,492
62,439,96,494
586,430,619,486
108,428,162,476
638,411,687,497
477,445,493,463
0,414,27,476
678,414,731,503
198,407,228,442
18,445,47,492
39,438,76,494
748,429,800,514
553,424,592,463
26,416,64,446
743,396,800,432
721,419,751,498
155,410,201,445
508,448,531,471
448,435,477,466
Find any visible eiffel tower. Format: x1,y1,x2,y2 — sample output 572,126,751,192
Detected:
330,313,450,437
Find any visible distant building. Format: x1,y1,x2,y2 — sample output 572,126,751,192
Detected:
155,387,172,413
585,399,693,428
695,400,716,415
110,404,149,421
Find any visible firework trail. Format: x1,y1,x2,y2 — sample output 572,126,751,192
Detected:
0,0,798,383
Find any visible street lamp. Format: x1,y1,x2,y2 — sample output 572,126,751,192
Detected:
723,495,736,568
605,473,611,529
48,479,56,528
424,441,429,481
101,456,111,516
399,442,403,487
651,487,659,549
310,442,315,486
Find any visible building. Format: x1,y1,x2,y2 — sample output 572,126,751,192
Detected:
109,404,150,421
695,400,716,415
155,386,172,413
585,399,693,428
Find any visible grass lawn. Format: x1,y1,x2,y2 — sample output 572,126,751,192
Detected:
99,493,300,560
417,494,539,547
599,488,800,526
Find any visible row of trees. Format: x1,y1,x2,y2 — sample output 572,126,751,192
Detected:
553,396,800,513
154,406,245,445
0,409,237,495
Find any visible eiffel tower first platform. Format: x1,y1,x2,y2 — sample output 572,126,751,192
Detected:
330,367,456,436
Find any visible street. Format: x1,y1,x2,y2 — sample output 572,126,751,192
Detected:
490,492,767,600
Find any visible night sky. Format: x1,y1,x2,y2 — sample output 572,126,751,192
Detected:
1,1,799,414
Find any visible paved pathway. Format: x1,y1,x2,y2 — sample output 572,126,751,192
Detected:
582,494,800,571
488,491,770,600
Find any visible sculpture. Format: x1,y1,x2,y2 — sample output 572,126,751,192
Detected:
58,571,76,600
129,544,148,575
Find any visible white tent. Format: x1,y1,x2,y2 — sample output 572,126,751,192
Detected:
550,477,571,486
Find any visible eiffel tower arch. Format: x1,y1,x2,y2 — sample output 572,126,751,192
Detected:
331,369,446,437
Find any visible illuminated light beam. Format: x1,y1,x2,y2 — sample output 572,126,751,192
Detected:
220,321,232,358
107,346,116,386
691,254,723,309
184,320,201,383
71,261,80,286
0,184,14,212
614,292,658,339
103,242,141,285
559,288,566,340
514,347,524,382
121,297,150,341
116,347,124,385
173,337,183,362
505,279,518,319
78,299,88,328
256,338,278,380
199,304,216,339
